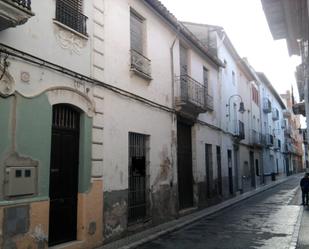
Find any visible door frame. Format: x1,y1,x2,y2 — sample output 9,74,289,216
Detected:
48,104,81,246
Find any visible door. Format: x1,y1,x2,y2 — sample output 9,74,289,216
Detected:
249,151,256,188
216,146,222,196
205,144,213,198
49,104,80,246
177,121,194,209
227,150,233,195
128,133,147,224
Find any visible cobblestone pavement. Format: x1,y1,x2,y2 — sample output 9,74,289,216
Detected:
137,176,302,249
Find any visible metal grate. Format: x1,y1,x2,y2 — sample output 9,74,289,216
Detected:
128,133,147,223
178,74,208,109
130,49,151,78
52,104,79,130
55,0,87,35
11,0,32,10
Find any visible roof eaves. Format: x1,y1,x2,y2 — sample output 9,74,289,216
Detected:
143,0,225,67
256,72,286,109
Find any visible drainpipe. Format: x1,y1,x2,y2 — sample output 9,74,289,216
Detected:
170,29,179,213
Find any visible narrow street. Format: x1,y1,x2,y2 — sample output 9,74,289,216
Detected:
138,176,302,249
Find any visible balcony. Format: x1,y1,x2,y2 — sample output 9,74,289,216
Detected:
175,74,213,118
265,134,274,147
251,130,263,147
292,102,306,116
130,49,152,80
284,143,298,155
263,98,272,113
233,120,245,141
55,0,88,36
284,127,292,137
281,119,286,129
272,108,279,121
283,110,291,118
273,138,281,151
296,64,305,101
0,0,34,31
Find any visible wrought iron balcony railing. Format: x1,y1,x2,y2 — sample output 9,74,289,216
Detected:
272,108,279,121
55,0,88,35
251,130,262,146
234,120,245,140
265,134,274,147
130,49,151,79
263,98,272,113
283,110,291,118
176,74,209,111
11,0,31,10
281,119,286,129
0,0,34,31
284,127,292,137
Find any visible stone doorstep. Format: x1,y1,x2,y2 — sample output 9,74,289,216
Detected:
97,176,295,249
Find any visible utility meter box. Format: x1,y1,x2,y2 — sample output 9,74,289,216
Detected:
5,166,37,197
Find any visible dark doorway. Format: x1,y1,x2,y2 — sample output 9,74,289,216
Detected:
49,104,80,246
205,144,213,198
128,132,148,224
249,151,256,188
227,150,233,195
255,159,259,176
286,157,290,176
177,121,194,209
216,146,222,196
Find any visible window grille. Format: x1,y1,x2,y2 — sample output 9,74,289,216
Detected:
55,0,87,35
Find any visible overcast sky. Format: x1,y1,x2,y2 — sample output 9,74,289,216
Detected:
160,0,301,99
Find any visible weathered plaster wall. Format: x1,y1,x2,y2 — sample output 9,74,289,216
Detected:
16,94,52,197
0,201,49,249
0,1,92,76
101,89,175,240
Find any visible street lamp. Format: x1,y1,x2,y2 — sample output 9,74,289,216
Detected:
226,94,246,119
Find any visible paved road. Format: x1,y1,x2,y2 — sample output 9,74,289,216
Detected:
138,176,302,249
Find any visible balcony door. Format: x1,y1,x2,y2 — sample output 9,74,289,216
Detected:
179,44,188,76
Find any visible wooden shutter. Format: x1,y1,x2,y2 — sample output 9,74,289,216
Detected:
65,0,82,12
130,11,144,54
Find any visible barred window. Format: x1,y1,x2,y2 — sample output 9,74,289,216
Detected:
55,0,88,35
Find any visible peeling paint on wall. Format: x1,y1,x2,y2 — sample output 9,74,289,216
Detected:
103,190,128,241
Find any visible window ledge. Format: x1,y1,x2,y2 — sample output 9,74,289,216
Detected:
130,67,152,81
53,19,89,40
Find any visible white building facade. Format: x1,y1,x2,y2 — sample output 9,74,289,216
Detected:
0,1,304,248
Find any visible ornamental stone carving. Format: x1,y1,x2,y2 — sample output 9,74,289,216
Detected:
54,24,87,54
0,66,15,97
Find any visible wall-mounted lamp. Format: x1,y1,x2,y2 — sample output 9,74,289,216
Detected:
226,94,246,119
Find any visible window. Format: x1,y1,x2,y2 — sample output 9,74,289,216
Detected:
252,86,259,105
130,10,151,78
55,0,87,35
130,10,144,54
232,71,235,85
238,120,245,139
278,139,281,149
203,67,209,90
